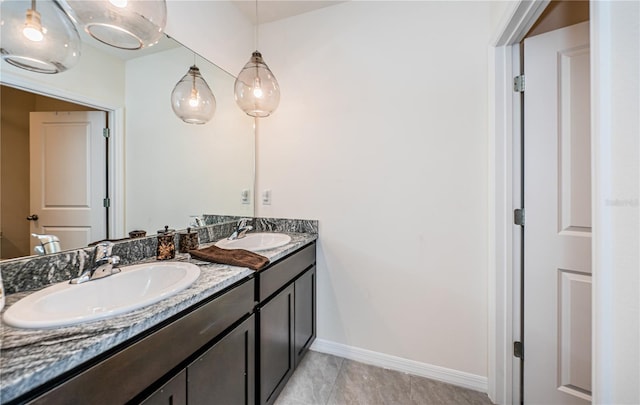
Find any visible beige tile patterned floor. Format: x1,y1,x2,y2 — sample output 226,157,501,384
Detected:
274,351,493,405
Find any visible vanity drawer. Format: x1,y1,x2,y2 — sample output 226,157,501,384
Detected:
259,243,316,301
28,278,255,405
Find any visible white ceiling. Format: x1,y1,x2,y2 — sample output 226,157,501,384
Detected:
232,0,346,24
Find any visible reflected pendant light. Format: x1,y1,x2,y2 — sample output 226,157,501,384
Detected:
62,0,167,50
0,0,81,74
171,65,216,125
234,0,280,117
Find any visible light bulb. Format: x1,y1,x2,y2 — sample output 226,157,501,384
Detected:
23,9,44,42
23,26,43,42
189,88,200,107
252,77,264,98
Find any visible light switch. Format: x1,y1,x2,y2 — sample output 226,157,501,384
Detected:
262,190,271,205
241,189,250,204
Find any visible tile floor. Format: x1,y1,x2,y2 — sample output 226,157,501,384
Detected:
274,351,494,405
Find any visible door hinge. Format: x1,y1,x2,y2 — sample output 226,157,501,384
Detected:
514,208,525,226
103,197,111,208
514,341,524,359
103,128,110,138
513,75,525,92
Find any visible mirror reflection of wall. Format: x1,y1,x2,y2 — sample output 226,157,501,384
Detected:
0,37,254,261
125,45,255,235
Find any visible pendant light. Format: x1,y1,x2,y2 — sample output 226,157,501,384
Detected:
171,62,216,125
0,0,81,74
234,0,280,117
62,0,166,50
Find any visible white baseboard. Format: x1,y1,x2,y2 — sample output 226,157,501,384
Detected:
310,338,488,393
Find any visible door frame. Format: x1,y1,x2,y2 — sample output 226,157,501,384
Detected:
1,72,125,240
488,1,551,404
488,2,634,404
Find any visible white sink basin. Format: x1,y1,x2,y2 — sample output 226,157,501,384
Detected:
215,233,291,252
2,262,200,329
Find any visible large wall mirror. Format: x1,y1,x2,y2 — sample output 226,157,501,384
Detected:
1,34,255,260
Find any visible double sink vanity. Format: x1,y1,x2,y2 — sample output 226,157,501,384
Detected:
0,217,317,405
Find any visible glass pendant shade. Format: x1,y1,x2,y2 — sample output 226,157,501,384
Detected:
62,0,167,50
0,0,81,74
234,51,280,117
171,66,216,125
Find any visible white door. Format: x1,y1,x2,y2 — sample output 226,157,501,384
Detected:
29,111,107,252
524,21,591,404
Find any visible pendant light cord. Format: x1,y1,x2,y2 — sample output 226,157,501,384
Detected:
254,0,259,51
31,0,36,11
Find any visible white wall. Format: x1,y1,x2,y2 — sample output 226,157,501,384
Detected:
490,1,513,34
256,1,493,379
591,1,640,403
165,0,253,76
125,46,254,233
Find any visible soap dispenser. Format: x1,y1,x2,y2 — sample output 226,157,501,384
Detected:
156,226,176,260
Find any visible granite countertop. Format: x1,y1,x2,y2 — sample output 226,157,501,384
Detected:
0,232,317,404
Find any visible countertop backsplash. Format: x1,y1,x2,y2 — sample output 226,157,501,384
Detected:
0,217,318,295
253,217,319,234
202,215,319,234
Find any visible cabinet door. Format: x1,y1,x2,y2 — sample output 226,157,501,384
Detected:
141,370,187,405
294,266,316,367
259,284,294,405
188,315,255,405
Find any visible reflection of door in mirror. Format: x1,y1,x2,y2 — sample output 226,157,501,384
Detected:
30,111,108,255
1,86,108,259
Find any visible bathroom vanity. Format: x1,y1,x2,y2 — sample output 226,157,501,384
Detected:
0,227,317,405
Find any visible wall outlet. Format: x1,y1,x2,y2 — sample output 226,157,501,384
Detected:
262,190,271,205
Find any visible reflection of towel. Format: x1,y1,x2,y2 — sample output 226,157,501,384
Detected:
189,245,269,270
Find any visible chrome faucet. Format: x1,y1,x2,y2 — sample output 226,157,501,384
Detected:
70,242,121,284
32,233,61,255
228,218,253,240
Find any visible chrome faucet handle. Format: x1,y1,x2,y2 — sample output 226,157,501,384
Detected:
237,225,253,239
90,255,121,280
92,242,116,265
228,218,254,240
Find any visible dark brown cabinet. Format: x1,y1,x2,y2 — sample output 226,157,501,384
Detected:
188,314,255,405
142,309,256,405
257,243,316,405
294,266,316,367
259,285,295,405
